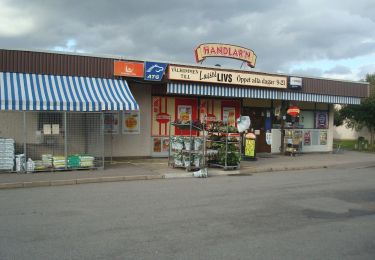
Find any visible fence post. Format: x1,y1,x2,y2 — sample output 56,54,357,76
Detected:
101,112,105,170
23,111,27,173
64,111,68,170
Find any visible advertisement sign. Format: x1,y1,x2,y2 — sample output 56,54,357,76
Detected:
315,112,328,129
152,138,170,153
320,130,328,145
168,65,287,89
289,77,303,90
266,132,272,145
152,96,173,136
223,107,236,126
104,113,119,134
195,43,257,68
114,61,144,77
287,106,300,117
304,131,311,146
144,61,168,81
245,139,255,157
123,110,140,134
178,105,192,123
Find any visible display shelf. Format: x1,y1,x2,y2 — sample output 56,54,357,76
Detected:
206,122,241,170
168,121,206,172
171,122,203,131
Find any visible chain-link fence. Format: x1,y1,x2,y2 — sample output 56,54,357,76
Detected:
0,111,104,173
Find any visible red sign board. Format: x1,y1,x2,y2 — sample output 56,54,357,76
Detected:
156,112,170,124
287,106,300,117
114,61,144,77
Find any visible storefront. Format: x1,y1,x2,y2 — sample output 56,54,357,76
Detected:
165,64,367,155
0,51,139,172
0,49,369,172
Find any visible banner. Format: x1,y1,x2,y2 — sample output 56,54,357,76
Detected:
169,65,287,89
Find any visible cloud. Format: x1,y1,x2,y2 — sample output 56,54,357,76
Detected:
0,3,36,37
325,65,352,75
0,0,374,80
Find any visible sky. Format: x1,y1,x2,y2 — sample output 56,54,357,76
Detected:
1,0,375,81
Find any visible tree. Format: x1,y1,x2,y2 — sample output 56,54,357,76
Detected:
334,105,345,127
336,73,375,145
366,73,375,96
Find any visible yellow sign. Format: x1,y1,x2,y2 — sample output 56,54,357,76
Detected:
195,43,256,68
169,65,287,89
245,139,255,157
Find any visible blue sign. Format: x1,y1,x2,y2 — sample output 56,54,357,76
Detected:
144,62,168,81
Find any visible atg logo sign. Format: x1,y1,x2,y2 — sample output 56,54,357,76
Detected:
144,62,168,81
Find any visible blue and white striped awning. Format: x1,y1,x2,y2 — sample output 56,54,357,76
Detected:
167,82,361,105
0,72,139,111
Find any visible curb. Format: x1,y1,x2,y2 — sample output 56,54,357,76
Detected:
0,174,165,190
1,160,373,190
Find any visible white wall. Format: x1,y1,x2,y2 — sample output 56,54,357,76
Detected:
0,111,38,144
106,84,152,157
333,123,371,140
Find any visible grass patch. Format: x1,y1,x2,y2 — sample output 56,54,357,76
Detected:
334,139,375,153
333,139,356,150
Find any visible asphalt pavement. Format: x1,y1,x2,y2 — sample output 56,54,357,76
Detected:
0,150,374,189
0,164,374,259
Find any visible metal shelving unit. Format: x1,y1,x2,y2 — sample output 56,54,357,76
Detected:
206,123,241,170
168,121,206,172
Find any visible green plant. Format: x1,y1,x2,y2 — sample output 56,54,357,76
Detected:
218,144,240,166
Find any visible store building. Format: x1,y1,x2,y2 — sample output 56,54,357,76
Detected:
0,49,369,171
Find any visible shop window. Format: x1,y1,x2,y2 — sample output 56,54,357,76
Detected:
300,111,314,128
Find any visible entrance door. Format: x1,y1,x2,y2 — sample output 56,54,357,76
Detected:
243,107,271,153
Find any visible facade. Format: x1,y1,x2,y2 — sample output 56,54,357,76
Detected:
0,49,369,170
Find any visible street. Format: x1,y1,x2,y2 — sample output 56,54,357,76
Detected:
1,163,375,260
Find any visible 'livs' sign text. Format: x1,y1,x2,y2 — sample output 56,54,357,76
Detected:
169,65,287,89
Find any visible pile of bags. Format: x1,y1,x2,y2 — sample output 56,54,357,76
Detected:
0,138,15,171
53,156,66,170
68,154,95,168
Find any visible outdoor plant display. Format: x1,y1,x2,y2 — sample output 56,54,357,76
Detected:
206,120,241,169
169,119,206,171
218,143,240,166
170,136,184,150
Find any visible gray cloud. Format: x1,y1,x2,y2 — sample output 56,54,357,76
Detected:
1,0,375,79
325,65,352,75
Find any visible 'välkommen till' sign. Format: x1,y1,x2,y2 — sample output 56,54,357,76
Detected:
168,65,287,89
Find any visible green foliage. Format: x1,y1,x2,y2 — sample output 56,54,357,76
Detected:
334,106,345,127
366,73,375,97
336,75,375,145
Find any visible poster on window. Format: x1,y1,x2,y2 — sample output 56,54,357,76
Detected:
304,131,311,146
320,130,327,145
315,112,328,129
178,105,192,123
151,137,170,156
123,111,140,134
104,113,119,134
223,107,236,126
